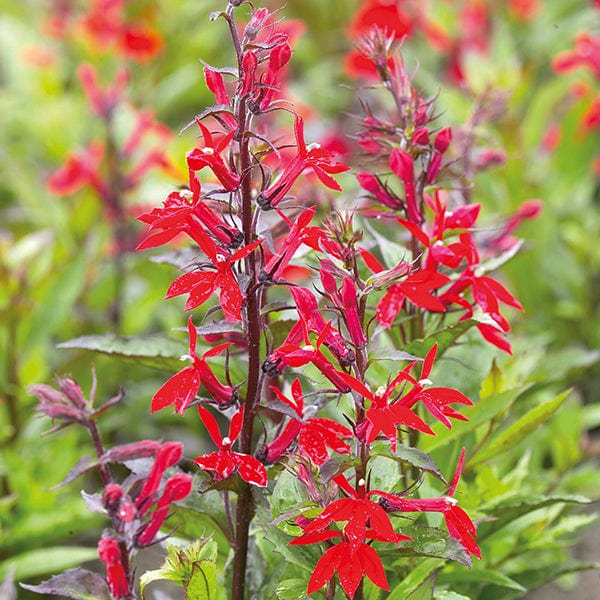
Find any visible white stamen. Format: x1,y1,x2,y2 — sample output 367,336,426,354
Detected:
358,478,366,487
418,378,433,386
302,344,314,352
222,436,231,446
180,354,194,362
201,147,215,155
444,496,458,506
306,142,321,151
375,386,386,398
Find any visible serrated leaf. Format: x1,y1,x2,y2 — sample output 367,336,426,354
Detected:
467,389,571,468
140,539,218,600
57,333,186,371
384,522,471,567
20,569,110,600
0,547,99,581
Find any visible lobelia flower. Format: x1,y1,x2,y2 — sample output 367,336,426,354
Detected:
260,206,316,282
380,449,481,559
375,268,450,327
291,475,411,597
47,141,105,197
98,535,129,598
165,231,262,321
265,321,351,393
338,369,434,451
194,405,267,487
394,343,473,428
136,183,242,251
256,115,350,209
263,378,352,465
151,317,236,413
203,66,237,130
186,119,240,191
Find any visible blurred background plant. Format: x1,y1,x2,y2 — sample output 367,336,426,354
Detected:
0,0,598,598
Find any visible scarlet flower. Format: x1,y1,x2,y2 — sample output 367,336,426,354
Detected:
390,148,421,222
266,322,351,393
261,206,316,281
194,405,267,487
291,475,411,597
267,286,355,367
264,378,352,465
375,269,450,327
338,370,434,451
395,343,473,428
165,234,261,321
186,120,240,191
98,535,129,598
137,472,193,545
257,115,350,209
381,449,481,559
204,67,237,130
151,317,236,413
47,142,105,197
552,33,600,79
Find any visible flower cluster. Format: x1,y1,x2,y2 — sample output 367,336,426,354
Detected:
130,2,524,597
29,378,193,599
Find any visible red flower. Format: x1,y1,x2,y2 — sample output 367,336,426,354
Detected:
395,343,473,428
194,405,267,487
47,142,105,197
257,115,350,209
265,378,352,465
165,234,261,321
151,317,235,413
390,148,421,222
291,475,411,597
376,269,450,327
98,535,129,598
338,370,434,451
381,449,481,559
186,120,240,191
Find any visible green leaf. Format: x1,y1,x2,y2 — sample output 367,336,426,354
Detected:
403,320,478,360
388,558,445,599
21,242,92,364
371,443,447,485
437,568,525,592
434,592,472,600
383,523,470,567
57,333,186,371
0,546,99,581
422,387,528,453
514,560,600,591
467,389,571,468
274,579,310,599
477,494,591,540
406,572,435,600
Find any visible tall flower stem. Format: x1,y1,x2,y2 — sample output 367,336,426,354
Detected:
226,5,263,597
